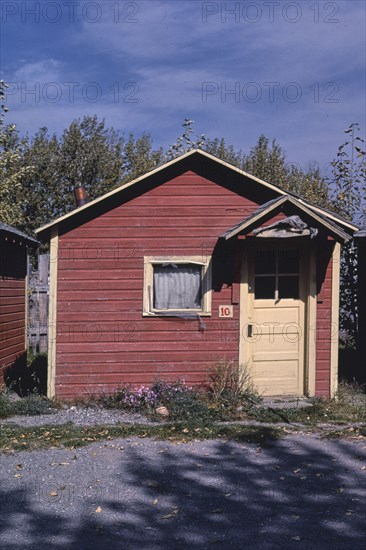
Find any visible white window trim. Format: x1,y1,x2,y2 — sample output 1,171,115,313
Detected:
143,255,212,317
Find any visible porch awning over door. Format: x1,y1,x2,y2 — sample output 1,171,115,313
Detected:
220,195,352,243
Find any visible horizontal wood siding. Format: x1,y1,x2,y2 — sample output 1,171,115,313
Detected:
56,170,258,397
0,241,27,387
315,242,334,396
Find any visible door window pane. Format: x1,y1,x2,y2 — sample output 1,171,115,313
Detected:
255,276,276,299
278,250,299,274
254,249,300,300
255,250,276,274
278,276,299,299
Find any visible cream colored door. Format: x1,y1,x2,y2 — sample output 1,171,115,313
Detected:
246,247,305,396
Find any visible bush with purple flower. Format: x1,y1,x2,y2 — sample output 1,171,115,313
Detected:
105,380,192,412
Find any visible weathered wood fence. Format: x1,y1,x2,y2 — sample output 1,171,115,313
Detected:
28,254,49,353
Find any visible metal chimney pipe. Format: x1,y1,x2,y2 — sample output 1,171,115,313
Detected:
74,186,88,207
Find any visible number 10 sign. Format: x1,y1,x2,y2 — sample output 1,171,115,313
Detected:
219,305,233,318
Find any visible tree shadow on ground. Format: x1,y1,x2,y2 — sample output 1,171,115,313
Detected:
0,433,365,549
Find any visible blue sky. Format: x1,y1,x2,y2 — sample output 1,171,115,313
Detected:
1,0,365,170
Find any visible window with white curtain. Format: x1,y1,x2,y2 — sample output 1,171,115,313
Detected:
143,256,212,316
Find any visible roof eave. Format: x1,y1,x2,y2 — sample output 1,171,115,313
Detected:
35,149,358,240
0,225,38,246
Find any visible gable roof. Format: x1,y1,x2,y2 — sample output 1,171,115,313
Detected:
220,195,352,243
0,222,38,245
35,149,358,240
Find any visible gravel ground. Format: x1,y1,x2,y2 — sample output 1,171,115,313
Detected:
1,407,152,428
0,433,365,549
1,407,364,431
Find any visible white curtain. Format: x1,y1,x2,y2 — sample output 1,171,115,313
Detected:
153,264,202,310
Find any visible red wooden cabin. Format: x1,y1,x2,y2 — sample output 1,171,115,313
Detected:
0,222,37,389
35,151,358,399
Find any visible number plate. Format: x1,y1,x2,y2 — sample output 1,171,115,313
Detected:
219,305,233,318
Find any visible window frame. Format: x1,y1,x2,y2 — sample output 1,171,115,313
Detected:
254,249,300,301
143,255,212,316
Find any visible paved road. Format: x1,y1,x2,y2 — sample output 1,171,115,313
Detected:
0,434,365,549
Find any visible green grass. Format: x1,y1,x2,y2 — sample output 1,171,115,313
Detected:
0,393,58,419
0,422,284,453
1,380,365,453
94,380,366,425
246,401,365,425
1,381,364,457
320,425,366,439
247,383,366,425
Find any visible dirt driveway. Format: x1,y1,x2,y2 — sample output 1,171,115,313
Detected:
0,433,365,549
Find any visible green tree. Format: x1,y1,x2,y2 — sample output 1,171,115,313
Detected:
204,137,246,167
56,115,124,212
166,119,206,160
0,81,33,226
330,123,366,222
121,132,163,182
242,135,330,207
0,81,7,114
20,115,164,232
243,135,288,187
329,124,366,347
172,125,331,208
284,164,330,207
19,127,61,232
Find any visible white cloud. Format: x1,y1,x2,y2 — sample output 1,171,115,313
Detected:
11,59,63,83
2,0,364,169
